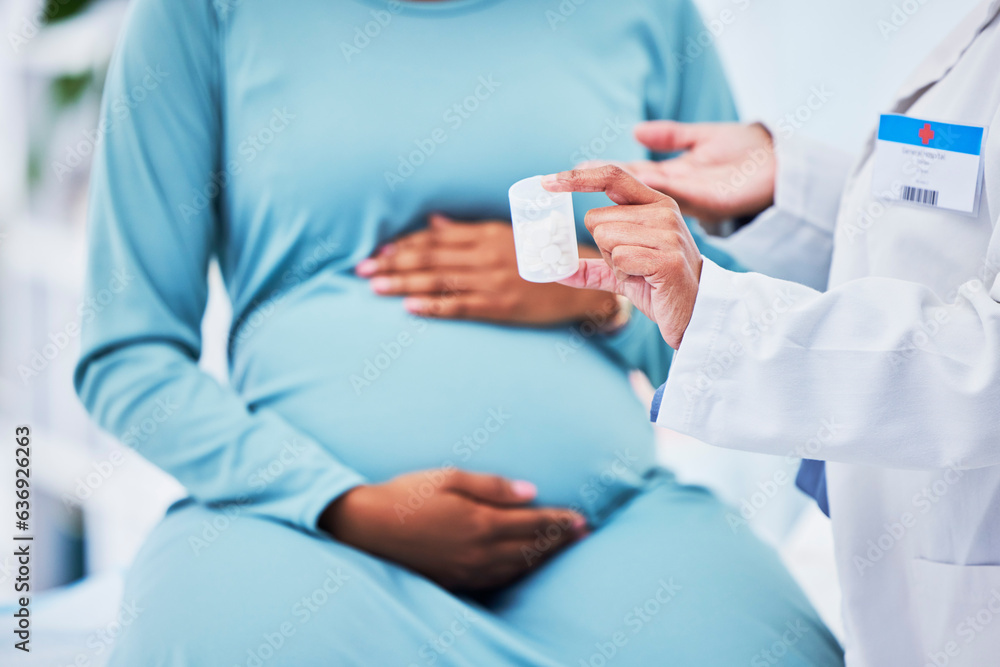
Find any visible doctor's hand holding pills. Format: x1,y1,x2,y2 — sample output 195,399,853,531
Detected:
541,166,705,350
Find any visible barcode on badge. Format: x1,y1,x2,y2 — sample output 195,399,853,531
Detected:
901,185,939,207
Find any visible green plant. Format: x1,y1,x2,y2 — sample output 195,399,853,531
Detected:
51,70,95,107
43,0,98,24
25,0,110,190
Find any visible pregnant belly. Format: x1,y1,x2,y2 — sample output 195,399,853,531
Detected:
231,275,657,521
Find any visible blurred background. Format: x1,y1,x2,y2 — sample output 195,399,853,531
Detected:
0,0,982,663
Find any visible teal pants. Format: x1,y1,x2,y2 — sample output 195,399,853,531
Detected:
108,475,842,666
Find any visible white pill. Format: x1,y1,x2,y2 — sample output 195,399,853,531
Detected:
540,244,562,265
549,211,568,225
529,226,553,248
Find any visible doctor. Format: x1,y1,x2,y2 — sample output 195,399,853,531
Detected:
543,1,1000,666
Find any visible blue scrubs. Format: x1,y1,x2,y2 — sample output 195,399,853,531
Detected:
76,0,843,664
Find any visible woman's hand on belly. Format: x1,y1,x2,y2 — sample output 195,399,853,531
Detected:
355,214,619,326
320,468,588,592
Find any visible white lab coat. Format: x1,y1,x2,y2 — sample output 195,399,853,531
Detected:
654,2,1000,665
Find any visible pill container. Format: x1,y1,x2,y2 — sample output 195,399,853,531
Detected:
508,175,579,283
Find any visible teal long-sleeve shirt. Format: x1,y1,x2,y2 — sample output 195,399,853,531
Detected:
76,0,743,531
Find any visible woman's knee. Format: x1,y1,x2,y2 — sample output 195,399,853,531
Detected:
107,504,368,665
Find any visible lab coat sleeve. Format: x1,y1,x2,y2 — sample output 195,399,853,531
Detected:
654,236,1000,471
74,0,365,531
712,132,856,291
594,0,745,386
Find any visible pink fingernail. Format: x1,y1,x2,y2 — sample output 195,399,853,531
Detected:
511,480,537,499
378,244,396,257
403,297,425,313
370,277,392,293
540,174,559,187
572,515,588,530
355,259,377,277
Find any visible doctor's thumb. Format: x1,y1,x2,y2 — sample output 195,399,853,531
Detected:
558,258,619,294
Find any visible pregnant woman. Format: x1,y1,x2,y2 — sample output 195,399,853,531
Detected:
75,0,843,664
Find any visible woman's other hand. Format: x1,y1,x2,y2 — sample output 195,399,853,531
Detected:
612,121,776,225
356,215,619,327
320,469,588,592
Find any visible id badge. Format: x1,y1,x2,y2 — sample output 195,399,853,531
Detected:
872,114,987,216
